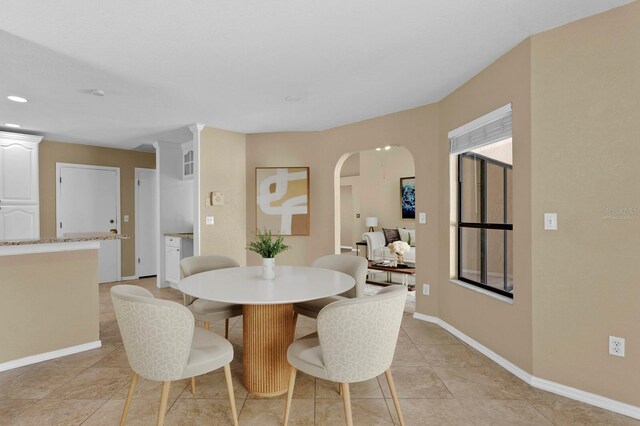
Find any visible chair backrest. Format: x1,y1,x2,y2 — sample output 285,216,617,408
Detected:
180,255,240,278
317,286,406,383
311,254,368,298
362,232,386,260
111,285,194,381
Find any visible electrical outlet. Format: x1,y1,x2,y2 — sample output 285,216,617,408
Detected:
422,283,430,295
205,216,214,225
609,336,625,357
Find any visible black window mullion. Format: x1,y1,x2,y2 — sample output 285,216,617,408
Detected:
480,159,488,285
457,155,463,282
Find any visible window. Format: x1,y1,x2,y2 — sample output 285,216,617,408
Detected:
450,105,513,298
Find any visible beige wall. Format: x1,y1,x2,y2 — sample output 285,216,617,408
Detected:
359,146,416,233
39,140,155,277
530,1,640,406
438,39,533,373
0,249,99,362
246,104,441,315
199,127,247,265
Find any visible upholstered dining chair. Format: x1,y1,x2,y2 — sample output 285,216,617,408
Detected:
292,254,368,328
180,255,243,339
284,285,407,426
111,285,238,426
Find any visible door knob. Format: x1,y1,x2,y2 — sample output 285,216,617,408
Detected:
110,228,117,234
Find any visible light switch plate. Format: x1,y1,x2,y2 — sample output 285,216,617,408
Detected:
123,215,129,222
419,212,427,224
544,213,557,230
212,192,224,206
205,216,214,225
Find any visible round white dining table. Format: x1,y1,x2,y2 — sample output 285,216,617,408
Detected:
179,265,355,397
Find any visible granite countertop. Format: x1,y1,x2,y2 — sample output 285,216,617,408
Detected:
164,232,194,239
0,232,130,246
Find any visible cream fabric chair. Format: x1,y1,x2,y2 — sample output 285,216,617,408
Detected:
180,255,243,339
292,255,368,326
111,285,238,426
284,286,407,426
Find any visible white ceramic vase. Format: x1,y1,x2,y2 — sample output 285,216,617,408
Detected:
262,258,276,280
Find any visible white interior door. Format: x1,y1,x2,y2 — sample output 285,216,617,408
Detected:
57,163,120,283
135,168,157,277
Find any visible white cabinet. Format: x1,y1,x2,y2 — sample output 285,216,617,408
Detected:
0,131,42,240
0,205,39,240
165,235,194,287
182,142,194,180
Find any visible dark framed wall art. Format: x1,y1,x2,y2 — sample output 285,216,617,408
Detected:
400,176,415,219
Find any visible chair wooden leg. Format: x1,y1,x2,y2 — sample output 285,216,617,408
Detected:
338,382,343,395
157,381,171,426
120,372,138,426
385,369,405,426
223,364,238,426
225,318,230,339
341,382,353,426
204,321,210,330
292,312,298,331
190,377,196,395
283,367,297,425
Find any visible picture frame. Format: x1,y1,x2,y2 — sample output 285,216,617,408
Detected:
400,176,415,219
255,167,310,236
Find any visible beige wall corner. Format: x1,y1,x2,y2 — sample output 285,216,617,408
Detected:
530,1,640,407
438,38,533,374
199,127,247,265
39,140,155,277
246,103,440,316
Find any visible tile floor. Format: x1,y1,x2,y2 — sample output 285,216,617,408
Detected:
1,277,638,425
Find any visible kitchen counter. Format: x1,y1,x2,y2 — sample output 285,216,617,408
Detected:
163,232,193,239
0,232,129,246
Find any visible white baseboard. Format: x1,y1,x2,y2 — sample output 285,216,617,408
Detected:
412,312,640,420
120,275,139,281
0,340,102,372
340,245,353,250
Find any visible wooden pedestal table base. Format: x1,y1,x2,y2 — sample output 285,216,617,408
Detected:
243,304,295,397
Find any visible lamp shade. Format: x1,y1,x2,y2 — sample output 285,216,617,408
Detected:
365,217,378,227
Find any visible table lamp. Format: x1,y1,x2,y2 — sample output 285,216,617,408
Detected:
366,217,378,232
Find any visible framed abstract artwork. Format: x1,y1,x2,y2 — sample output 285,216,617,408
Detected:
256,167,310,236
400,176,415,219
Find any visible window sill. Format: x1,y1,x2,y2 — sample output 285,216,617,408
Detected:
449,279,513,304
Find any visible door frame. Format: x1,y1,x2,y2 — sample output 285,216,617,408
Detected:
55,162,121,281
134,167,157,278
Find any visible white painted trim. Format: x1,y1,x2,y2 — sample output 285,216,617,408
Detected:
189,123,204,257
120,275,138,281
411,312,640,420
449,279,513,304
0,241,100,256
531,376,640,420
0,131,43,144
340,245,353,250
55,163,122,281
0,340,102,372
448,103,512,138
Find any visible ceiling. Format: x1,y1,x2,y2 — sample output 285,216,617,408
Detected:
0,0,633,149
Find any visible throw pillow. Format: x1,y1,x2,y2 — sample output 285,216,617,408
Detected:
382,228,401,245
398,228,410,243
408,229,416,247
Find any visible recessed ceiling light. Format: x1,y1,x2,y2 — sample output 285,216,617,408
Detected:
375,147,382,151
91,89,105,97
7,95,28,103
4,123,21,128
284,96,301,103
384,145,391,150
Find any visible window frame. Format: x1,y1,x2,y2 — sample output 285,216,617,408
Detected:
457,151,513,299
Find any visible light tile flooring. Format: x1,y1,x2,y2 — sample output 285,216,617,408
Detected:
1,277,638,425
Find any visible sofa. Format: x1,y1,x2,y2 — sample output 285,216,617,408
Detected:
362,231,416,263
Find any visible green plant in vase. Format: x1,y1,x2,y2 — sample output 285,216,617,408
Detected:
248,229,290,279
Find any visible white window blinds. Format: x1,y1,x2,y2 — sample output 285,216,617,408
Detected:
449,104,512,155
